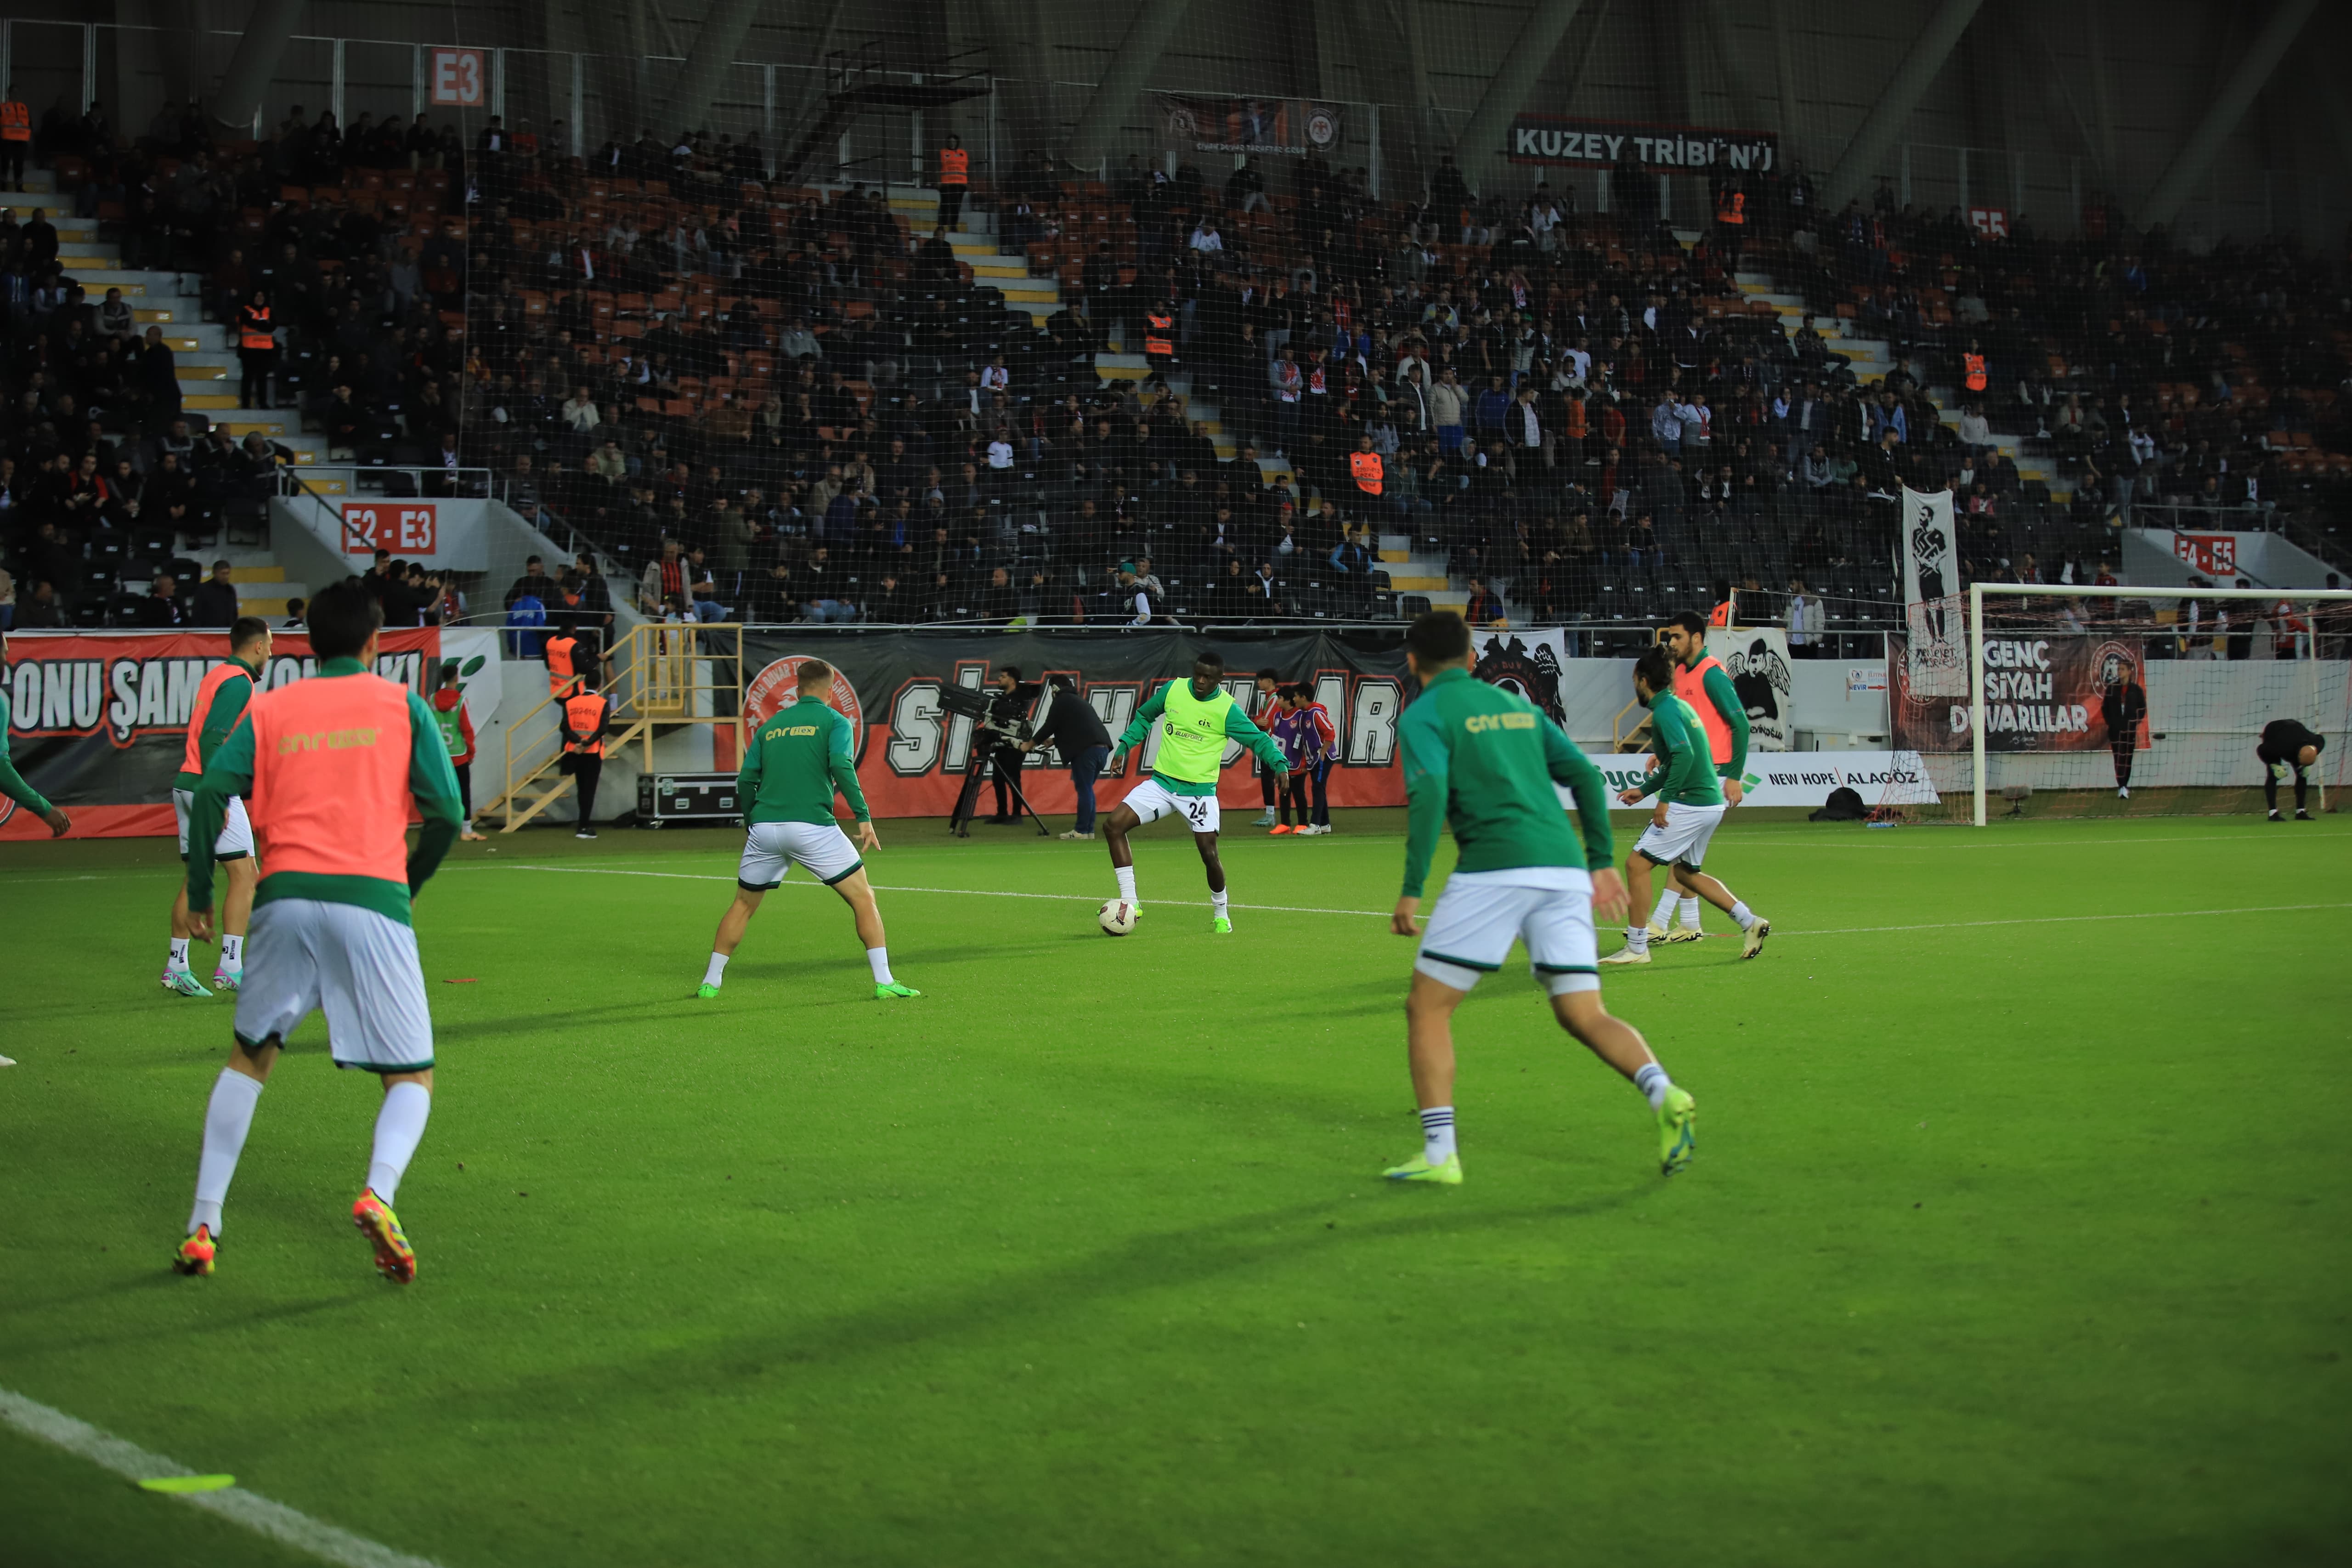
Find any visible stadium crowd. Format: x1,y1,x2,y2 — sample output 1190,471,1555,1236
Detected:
2,96,2348,634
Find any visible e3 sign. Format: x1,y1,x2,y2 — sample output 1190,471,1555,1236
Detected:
344,503,439,555
429,48,487,108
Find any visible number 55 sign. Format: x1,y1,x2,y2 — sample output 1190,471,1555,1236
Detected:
345,503,439,555
429,48,486,108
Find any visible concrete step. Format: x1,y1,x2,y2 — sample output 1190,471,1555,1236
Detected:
162,327,233,351
56,240,116,259
1094,351,1149,381
226,564,288,583
0,199,72,221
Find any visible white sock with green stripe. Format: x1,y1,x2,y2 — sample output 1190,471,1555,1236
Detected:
1678,897,1702,930
168,938,191,973
1649,887,1677,929
867,947,894,985
1634,1062,1674,1111
1420,1106,1457,1165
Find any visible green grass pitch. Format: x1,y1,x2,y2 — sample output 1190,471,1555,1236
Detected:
2,810,2347,1566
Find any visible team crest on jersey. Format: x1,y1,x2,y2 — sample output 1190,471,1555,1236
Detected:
745,657,866,760
1470,634,1566,727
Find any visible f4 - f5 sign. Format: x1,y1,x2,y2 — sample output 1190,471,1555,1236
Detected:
344,503,438,555
429,48,486,108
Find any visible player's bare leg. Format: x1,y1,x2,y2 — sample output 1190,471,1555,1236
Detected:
1551,989,1696,1174
1604,851,1662,963
830,867,916,997
1195,829,1233,931
1676,865,1769,958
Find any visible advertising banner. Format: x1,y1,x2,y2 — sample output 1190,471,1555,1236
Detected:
2,628,458,838
738,628,1412,820
1153,97,1346,158
1889,633,2148,753
1588,749,1936,807
1504,116,1778,173
1900,485,1968,698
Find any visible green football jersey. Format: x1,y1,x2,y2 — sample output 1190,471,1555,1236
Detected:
1396,666,1613,899
741,701,869,825
1638,694,1726,807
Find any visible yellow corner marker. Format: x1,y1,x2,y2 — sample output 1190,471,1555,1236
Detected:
138,1475,236,1494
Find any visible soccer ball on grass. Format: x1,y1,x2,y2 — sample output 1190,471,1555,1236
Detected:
1097,899,1138,936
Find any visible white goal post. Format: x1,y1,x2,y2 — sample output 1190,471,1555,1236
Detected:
1957,583,2352,826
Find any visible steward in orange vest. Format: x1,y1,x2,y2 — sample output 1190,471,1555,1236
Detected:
1349,439,1384,497
560,684,613,839
936,135,969,231
1143,306,1175,360
237,294,278,410
0,93,29,193
1963,347,1988,392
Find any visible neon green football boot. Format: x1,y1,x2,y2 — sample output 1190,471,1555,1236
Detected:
1211,915,1233,934
696,983,720,999
873,981,921,999
1382,1152,1463,1185
1657,1087,1697,1176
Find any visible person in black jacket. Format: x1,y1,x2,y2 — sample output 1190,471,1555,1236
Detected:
1020,674,1114,839
2255,719,2325,821
2098,657,2146,800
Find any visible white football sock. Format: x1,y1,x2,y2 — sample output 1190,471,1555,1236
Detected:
1634,1061,1674,1111
168,937,191,972
1626,923,1650,952
220,934,243,966
1114,865,1137,903
1679,896,1702,929
1420,1105,1457,1164
866,946,894,984
1729,900,1758,931
365,1082,432,1205
702,952,729,987
1650,886,1678,928
1211,888,1230,917
189,1069,263,1236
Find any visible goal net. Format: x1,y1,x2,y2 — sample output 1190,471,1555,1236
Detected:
1886,584,2352,824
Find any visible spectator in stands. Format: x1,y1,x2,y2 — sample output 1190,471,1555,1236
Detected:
186,559,240,627
506,554,560,611
130,571,187,628
1463,576,1504,627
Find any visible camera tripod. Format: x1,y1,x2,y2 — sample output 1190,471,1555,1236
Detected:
949,725,1052,838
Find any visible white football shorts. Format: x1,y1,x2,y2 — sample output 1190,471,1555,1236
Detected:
234,898,435,1073
1415,868,1599,995
173,788,254,863
738,820,864,889
1632,800,1729,869
1121,775,1220,833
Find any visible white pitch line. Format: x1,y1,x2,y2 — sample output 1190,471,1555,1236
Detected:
458,864,2352,933
0,1386,446,1568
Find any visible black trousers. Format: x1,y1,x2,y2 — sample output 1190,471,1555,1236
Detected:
938,185,965,231
0,142,25,186
454,761,473,819
239,348,277,408
2109,738,2134,790
572,755,602,824
2256,745,2308,811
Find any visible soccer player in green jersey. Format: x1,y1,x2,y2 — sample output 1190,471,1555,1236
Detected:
0,628,73,839
164,616,272,996
699,658,917,1000
1645,611,1753,943
1102,649,1287,934
1602,649,1770,966
1386,612,1696,1183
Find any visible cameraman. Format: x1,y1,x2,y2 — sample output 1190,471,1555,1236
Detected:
952,666,1039,828
1020,674,1113,840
